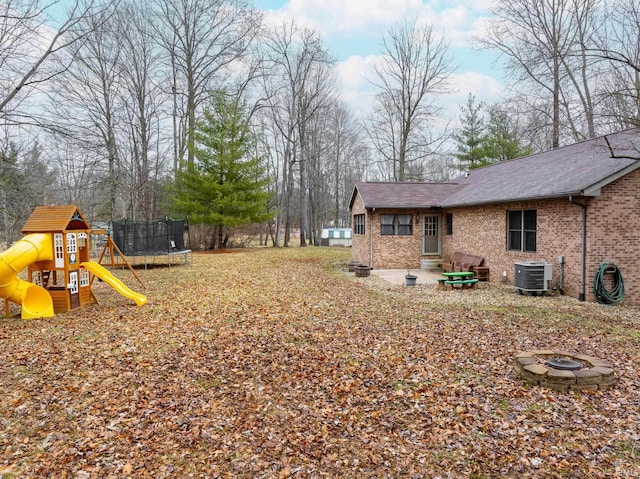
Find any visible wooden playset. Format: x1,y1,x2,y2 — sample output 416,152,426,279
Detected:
0,205,146,319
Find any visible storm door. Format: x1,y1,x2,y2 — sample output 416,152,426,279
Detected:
422,215,440,255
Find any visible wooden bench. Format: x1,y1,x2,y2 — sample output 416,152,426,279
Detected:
444,279,479,289
472,266,490,281
443,252,490,281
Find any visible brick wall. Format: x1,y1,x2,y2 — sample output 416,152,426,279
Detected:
369,209,424,270
351,193,438,270
351,169,640,304
442,200,585,297
442,169,640,304
585,168,640,304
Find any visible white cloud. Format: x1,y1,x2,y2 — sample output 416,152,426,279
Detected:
335,55,505,120
335,55,380,114
263,0,494,47
283,0,421,36
261,1,506,123
450,71,504,101
442,71,506,128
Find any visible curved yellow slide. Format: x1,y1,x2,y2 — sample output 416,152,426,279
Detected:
0,233,55,319
81,261,147,306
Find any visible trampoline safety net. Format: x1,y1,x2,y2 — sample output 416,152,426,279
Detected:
112,218,190,256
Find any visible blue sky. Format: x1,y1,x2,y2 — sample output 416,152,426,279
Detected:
254,0,507,121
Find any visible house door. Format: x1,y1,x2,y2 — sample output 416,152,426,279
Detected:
69,271,79,309
422,215,440,254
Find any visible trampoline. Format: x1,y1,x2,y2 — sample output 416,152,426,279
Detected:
109,218,192,268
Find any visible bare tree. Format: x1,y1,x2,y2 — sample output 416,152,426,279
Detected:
480,0,601,147
48,10,124,222
591,0,640,128
154,0,261,170
47,135,106,216
116,2,168,221
366,19,453,181
261,22,336,247
0,0,118,128
325,101,368,227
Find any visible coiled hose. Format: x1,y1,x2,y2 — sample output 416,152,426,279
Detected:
593,262,625,305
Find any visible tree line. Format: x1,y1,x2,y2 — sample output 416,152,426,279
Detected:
1,0,638,247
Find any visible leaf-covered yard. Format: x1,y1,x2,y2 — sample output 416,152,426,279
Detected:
1,247,639,478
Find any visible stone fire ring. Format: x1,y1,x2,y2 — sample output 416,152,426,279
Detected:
514,350,616,391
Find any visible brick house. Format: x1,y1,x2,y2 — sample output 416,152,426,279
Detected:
350,128,640,304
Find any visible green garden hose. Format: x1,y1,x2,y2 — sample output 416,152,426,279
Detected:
593,262,625,305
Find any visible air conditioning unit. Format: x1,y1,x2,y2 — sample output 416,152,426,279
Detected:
514,261,553,295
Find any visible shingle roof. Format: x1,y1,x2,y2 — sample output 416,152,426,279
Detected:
352,128,640,209
351,181,460,209
442,128,640,207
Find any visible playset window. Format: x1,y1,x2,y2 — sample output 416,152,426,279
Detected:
54,233,64,268
80,269,89,287
66,233,77,253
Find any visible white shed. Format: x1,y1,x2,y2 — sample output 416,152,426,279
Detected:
321,228,352,247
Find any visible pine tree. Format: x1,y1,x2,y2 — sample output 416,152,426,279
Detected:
483,106,532,162
452,93,487,169
171,91,271,248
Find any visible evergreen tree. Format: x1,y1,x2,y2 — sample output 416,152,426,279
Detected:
483,106,532,162
0,143,24,244
452,93,487,169
0,142,57,244
171,91,271,248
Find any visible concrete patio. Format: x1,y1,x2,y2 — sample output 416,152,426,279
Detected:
369,269,442,285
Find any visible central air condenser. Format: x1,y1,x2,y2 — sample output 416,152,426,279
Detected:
514,261,553,295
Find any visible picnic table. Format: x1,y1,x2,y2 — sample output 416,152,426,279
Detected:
438,271,479,289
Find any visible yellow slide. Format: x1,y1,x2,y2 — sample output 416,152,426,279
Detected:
0,233,55,319
81,261,147,306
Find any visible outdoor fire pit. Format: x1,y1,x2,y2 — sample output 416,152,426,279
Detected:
514,350,616,391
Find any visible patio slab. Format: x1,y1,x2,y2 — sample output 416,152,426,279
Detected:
370,269,442,285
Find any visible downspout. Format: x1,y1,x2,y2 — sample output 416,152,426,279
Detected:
579,202,587,302
570,196,588,302
369,208,375,269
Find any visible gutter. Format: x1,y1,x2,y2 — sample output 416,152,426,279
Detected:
442,191,590,209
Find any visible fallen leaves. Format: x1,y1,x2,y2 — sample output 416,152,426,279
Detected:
1,247,639,478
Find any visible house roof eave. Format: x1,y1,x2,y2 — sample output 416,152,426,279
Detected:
582,161,640,196
366,204,443,210
348,184,360,210
442,191,594,209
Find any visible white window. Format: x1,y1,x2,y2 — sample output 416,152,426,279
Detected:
54,234,64,268
67,233,78,264
80,269,90,287
66,233,77,253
